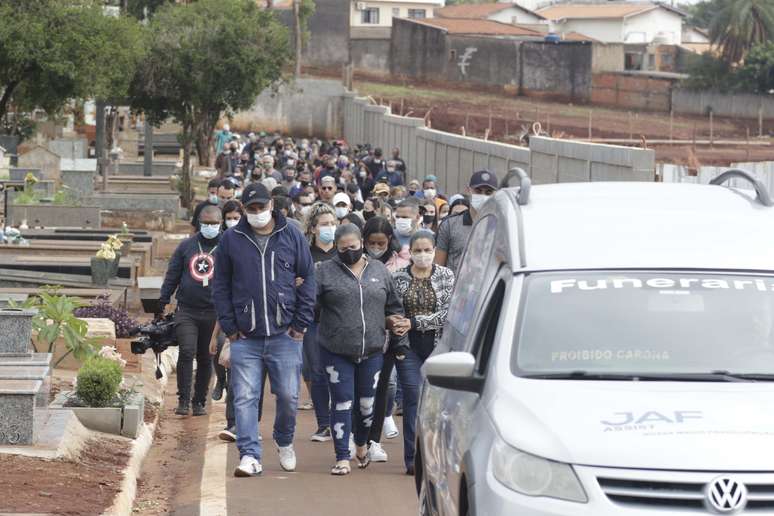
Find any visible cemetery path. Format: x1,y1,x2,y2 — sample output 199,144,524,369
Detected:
134,370,418,516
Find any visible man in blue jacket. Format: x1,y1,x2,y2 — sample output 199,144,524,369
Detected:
213,182,316,478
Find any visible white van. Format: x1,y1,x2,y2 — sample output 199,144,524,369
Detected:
416,171,774,515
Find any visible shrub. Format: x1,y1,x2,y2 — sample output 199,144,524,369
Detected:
75,356,123,408
74,294,139,338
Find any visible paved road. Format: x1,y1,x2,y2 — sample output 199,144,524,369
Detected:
136,369,419,516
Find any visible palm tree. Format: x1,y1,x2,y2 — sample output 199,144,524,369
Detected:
710,0,774,64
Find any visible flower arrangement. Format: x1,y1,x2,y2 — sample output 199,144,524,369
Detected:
106,235,123,252
95,243,116,261
97,345,127,369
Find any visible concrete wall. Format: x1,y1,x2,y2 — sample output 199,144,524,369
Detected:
529,136,655,183
671,89,774,119
17,147,61,184
48,138,88,160
591,72,675,111
389,19,592,101
592,43,624,72
351,38,392,71
343,94,654,192
238,79,346,138
275,0,350,67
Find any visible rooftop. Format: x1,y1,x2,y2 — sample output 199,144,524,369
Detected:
537,2,685,20
519,182,774,271
435,3,545,20
409,17,545,36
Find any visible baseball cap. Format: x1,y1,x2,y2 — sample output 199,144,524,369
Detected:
373,183,390,196
333,192,351,207
320,175,336,185
469,170,498,190
424,175,438,183
241,182,272,207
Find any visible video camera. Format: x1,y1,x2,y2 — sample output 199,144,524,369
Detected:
130,298,178,379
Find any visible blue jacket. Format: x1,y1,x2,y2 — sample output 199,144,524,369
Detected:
212,211,316,339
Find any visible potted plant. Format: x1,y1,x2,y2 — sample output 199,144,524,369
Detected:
91,243,116,285
118,222,133,256
75,294,141,371
105,235,124,278
19,288,99,368
49,349,146,438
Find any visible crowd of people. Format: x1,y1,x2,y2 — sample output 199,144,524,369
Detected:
159,128,500,478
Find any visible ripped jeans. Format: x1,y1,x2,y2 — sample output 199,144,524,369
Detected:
319,346,383,462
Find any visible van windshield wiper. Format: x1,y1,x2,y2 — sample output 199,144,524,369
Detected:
521,371,757,382
709,371,774,382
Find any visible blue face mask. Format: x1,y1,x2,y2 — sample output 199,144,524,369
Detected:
208,194,219,204
200,224,221,240
318,225,335,244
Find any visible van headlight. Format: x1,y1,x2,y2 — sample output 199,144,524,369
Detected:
491,438,587,503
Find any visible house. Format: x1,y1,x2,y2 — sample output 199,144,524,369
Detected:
537,3,686,45
390,17,593,102
435,3,545,24
351,0,444,28
682,25,709,44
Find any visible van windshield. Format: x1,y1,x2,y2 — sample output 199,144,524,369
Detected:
514,272,774,377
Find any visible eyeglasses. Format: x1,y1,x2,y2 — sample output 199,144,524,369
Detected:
321,186,335,191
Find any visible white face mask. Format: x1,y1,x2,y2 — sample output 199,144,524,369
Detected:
225,218,239,229
300,205,312,218
395,217,414,237
247,208,272,229
424,188,436,199
200,223,221,240
412,251,435,269
335,207,349,219
367,246,387,259
471,193,489,211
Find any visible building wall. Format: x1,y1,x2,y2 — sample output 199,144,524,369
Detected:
350,1,438,27
351,38,392,71
592,43,625,72
389,18,449,80
275,0,350,67
519,41,592,100
487,8,544,24
623,9,682,44
553,19,623,43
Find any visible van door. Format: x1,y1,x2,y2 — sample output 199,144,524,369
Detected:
439,272,508,516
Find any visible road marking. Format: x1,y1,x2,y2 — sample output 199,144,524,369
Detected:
199,400,229,516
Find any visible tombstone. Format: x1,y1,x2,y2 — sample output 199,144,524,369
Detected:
17,146,61,184
60,158,97,198
48,138,88,160
0,308,51,445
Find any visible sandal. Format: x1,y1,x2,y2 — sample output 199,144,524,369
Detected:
331,460,351,476
356,446,370,469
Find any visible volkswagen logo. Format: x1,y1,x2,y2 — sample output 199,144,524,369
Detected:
706,476,747,514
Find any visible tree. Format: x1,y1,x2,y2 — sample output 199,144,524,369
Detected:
682,0,724,29
294,0,316,78
737,41,774,92
125,0,174,19
129,0,289,208
0,0,145,130
710,0,774,63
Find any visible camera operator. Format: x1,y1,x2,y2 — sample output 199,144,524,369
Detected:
160,204,222,417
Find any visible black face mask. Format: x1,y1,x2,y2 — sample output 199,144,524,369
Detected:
408,190,416,196
338,247,363,265
300,180,310,188
423,214,435,225
363,210,375,221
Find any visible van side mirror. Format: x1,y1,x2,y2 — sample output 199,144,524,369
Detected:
423,352,484,394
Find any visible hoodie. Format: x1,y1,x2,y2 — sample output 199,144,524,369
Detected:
159,233,220,311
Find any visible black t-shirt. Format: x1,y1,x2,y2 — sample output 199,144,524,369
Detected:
310,243,336,264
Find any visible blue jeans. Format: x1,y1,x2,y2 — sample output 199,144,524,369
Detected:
395,348,425,469
320,346,383,461
302,322,330,429
230,333,302,461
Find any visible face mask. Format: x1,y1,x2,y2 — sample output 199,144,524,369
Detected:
412,251,434,269
335,207,349,219
300,180,310,188
363,210,375,221
408,190,416,196
423,214,435,225
208,194,219,204
318,225,335,244
424,188,436,199
300,206,312,218
359,170,367,179
247,209,272,229
471,193,489,211
225,219,239,229
200,224,221,240
338,247,363,265
367,246,386,259
235,189,242,198
270,149,276,156
395,217,414,237
285,174,295,183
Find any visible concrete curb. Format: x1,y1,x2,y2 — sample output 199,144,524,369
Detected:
103,348,174,515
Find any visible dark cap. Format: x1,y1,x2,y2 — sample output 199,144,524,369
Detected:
469,169,498,190
240,182,272,207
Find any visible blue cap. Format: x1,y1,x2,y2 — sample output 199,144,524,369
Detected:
469,170,498,189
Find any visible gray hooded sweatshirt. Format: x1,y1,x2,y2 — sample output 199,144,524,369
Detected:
316,255,403,360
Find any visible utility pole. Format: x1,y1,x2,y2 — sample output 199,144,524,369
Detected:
143,117,153,177
294,0,302,79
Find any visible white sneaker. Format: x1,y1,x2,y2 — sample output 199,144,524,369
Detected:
348,435,356,460
277,443,297,472
368,440,388,462
384,416,399,439
234,455,262,477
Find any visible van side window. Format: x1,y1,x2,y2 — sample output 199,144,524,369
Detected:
446,215,498,350
472,280,506,375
